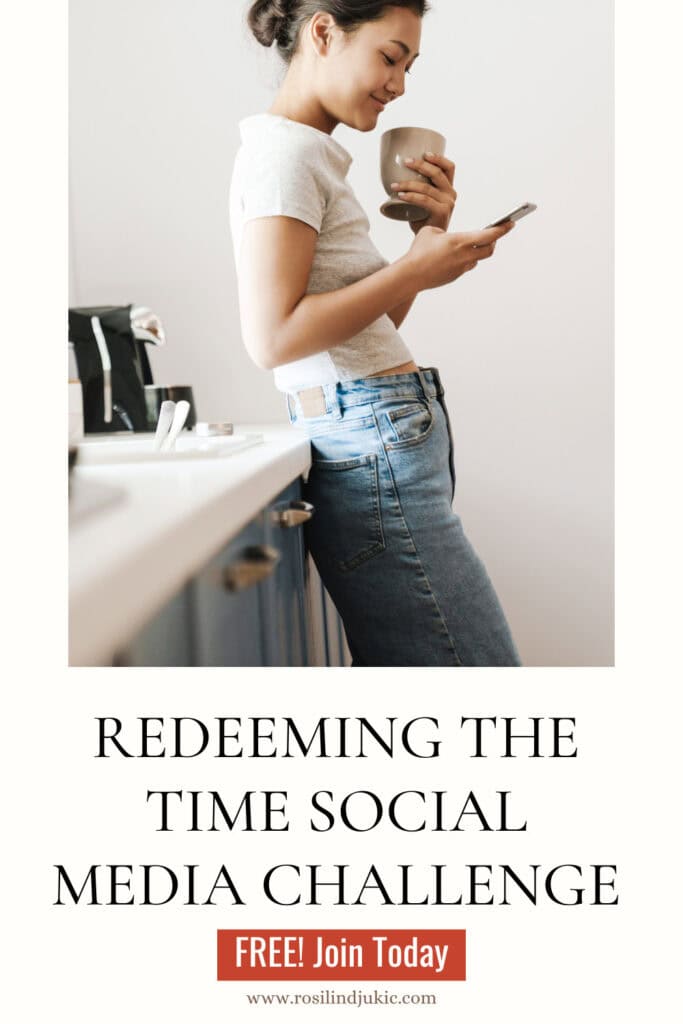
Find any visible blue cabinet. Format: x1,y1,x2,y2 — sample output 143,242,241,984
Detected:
115,586,194,667
190,518,269,667
263,480,310,667
117,477,347,667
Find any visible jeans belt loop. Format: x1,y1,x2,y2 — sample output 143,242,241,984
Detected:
417,366,432,403
325,382,343,420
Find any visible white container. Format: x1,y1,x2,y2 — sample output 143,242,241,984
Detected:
194,421,233,437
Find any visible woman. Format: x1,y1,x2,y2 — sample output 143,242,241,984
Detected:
230,0,521,666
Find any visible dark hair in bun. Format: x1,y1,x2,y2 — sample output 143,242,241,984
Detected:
247,1,430,64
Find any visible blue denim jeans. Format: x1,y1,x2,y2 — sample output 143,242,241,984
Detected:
286,367,521,667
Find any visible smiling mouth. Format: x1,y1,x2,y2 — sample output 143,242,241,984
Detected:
371,96,387,110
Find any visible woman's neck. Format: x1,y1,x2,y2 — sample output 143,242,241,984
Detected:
268,67,338,135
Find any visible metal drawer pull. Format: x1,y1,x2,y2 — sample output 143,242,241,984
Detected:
273,500,315,528
221,544,281,592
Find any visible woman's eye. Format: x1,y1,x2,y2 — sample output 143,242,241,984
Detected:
382,53,412,74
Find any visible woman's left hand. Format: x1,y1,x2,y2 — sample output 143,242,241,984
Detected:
390,152,457,234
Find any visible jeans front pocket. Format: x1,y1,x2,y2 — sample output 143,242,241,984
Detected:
384,400,434,450
304,453,385,572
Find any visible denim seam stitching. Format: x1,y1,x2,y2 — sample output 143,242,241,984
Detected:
435,392,456,504
384,406,436,451
388,403,430,423
338,388,438,409
311,453,375,471
370,405,464,667
306,414,376,438
311,453,386,572
339,453,385,571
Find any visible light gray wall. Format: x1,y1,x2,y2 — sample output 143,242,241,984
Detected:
69,0,613,666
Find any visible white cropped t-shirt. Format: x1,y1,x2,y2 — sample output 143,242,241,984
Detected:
229,113,412,393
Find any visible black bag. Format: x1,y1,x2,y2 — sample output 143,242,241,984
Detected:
68,305,154,433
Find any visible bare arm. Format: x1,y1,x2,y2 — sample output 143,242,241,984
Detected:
237,215,515,370
238,215,418,369
387,290,418,329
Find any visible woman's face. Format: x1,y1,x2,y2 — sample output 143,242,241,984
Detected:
319,7,422,131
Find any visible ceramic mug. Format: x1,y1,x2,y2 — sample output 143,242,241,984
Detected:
380,126,447,222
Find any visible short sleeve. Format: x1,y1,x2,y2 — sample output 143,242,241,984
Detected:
239,130,327,233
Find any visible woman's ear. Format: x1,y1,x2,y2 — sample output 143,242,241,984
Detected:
308,11,337,56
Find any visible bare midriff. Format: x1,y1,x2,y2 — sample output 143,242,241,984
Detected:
367,359,419,378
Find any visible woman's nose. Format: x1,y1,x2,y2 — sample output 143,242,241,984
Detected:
386,74,404,99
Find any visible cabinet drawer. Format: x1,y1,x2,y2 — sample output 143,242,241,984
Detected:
263,479,310,666
191,519,271,667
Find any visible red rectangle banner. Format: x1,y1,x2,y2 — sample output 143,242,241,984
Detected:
217,929,466,982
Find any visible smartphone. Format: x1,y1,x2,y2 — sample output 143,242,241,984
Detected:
485,202,537,228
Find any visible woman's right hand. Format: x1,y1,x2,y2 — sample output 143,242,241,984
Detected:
406,221,516,291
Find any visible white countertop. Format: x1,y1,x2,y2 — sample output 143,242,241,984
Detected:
69,424,311,666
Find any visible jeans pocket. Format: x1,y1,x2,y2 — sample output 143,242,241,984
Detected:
304,453,385,572
384,400,435,450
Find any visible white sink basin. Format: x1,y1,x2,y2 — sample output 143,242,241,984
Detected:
76,432,263,465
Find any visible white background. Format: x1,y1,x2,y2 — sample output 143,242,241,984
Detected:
29,680,661,1021
68,0,613,666
3,0,682,1021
